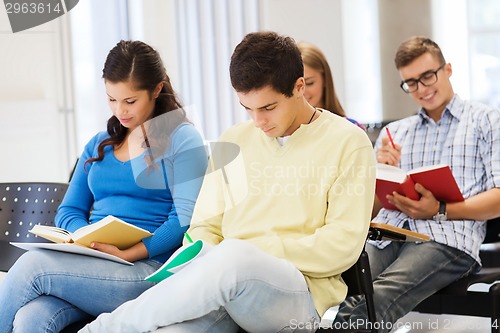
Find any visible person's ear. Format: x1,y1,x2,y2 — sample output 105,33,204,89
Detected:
153,82,163,99
445,63,452,78
295,77,305,97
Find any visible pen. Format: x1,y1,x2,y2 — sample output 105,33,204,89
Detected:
184,232,193,243
385,128,396,149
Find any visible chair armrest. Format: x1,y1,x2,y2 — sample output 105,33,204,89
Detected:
369,223,430,242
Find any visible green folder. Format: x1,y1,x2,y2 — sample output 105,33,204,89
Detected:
145,240,206,283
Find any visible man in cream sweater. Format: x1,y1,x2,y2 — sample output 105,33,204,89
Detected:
80,31,375,333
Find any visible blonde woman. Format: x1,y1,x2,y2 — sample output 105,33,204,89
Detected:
298,41,365,130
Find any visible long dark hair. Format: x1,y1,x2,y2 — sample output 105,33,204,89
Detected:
86,40,186,167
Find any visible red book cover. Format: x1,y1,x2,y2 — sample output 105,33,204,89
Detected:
375,163,464,210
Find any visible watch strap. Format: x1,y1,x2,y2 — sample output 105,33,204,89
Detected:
433,201,447,222
439,201,446,215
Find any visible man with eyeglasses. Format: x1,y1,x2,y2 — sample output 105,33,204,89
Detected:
335,36,500,332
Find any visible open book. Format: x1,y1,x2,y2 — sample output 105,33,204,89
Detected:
375,163,464,210
145,239,213,282
28,215,152,249
10,215,153,265
10,242,135,265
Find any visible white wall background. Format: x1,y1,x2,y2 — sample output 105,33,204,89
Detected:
0,8,76,182
0,0,493,182
260,0,383,124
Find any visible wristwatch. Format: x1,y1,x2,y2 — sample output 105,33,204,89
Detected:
433,201,447,222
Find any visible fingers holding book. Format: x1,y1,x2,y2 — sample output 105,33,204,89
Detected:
90,241,150,263
387,183,441,219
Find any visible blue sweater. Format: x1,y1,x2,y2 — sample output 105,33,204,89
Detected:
55,122,208,263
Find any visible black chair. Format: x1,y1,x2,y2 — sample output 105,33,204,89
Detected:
0,182,88,332
362,121,394,146
0,182,69,271
316,247,377,333
317,223,432,333
413,217,500,333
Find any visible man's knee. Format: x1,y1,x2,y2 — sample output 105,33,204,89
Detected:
215,239,253,254
206,239,264,274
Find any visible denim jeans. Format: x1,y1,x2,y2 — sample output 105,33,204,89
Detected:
0,249,161,333
334,240,478,333
79,239,320,333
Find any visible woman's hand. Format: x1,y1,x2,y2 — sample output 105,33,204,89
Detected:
90,241,149,262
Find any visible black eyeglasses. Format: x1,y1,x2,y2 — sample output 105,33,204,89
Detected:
400,63,446,93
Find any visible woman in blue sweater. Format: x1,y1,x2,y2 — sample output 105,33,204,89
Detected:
0,40,208,333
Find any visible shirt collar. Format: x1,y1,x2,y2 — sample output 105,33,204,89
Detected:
417,94,464,124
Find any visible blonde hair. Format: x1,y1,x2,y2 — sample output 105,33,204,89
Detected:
298,42,345,117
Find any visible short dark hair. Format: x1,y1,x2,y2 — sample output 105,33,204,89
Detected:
229,31,303,97
394,36,446,69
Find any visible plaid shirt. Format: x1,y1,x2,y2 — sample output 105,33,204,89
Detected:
370,94,500,264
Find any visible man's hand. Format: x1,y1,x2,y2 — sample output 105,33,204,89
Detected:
387,183,440,220
377,136,402,166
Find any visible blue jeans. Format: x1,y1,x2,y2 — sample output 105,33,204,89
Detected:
0,249,161,333
79,239,320,333
334,241,478,333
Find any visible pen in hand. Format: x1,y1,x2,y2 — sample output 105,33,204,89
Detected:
385,128,396,149
184,232,193,243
